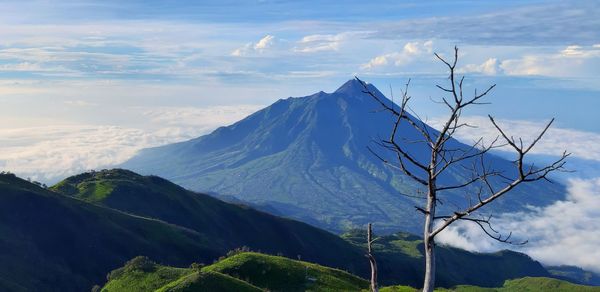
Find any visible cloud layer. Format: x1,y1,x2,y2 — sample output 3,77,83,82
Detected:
0,105,261,183
438,177,600,273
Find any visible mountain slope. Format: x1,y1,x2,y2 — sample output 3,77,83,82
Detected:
0,172,219,292
50,169,363,269
122,79,565,233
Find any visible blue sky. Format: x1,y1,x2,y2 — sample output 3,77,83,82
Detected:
1,0,600,272
0,0,598,131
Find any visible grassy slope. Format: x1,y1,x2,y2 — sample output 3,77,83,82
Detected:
204,252,369,291
0,173,221,291
101,257,193,292
103,252,368,292
435,277,600,291
156,271,263,292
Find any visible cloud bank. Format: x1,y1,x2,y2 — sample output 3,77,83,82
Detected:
428,116,600,273
0,105,261,183
437,177,600,273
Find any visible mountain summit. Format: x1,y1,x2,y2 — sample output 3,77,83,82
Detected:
122,79,565,233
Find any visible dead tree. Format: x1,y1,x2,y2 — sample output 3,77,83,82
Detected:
358,47,568,292
366,223,378,292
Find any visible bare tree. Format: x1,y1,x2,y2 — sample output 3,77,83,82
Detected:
358,47,568,292
366,223,378,292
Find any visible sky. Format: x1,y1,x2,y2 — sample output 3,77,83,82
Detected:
1,0,600,273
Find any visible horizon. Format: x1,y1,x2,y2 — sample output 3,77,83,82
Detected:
1,0,600,280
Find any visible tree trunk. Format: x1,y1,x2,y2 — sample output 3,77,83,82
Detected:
422,183,436,292
422,231,435,292
367,223,379,292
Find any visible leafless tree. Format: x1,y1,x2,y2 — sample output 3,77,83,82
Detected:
366,223,378,292
358,47,569,292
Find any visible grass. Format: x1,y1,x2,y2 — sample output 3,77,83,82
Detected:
102,257,192,292
203,252,369,291
434,277,600,291
103,252,369,292
156,271,262,292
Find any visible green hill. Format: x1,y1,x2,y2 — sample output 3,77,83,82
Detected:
0,172,220,292
50,169,363,270
102,252,368,292
100,256,262,292
204,252,369,291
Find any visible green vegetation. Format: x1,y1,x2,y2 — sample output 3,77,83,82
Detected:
0,172,218,292
156,271,262,292
204,252,369,291
102,257,192,291
547,265,600,286
51,169,365,272
103,252,368,292
435,277,600,291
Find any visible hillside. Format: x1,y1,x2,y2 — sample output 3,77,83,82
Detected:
50,169,364,269
122,79,566,234
0,172,220,292
341,230,549,288
547,265,600,286
103,254,600,292
102,252,369,292
434,277,600,292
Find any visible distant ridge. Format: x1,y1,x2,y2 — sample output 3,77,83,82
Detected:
122,79,565,234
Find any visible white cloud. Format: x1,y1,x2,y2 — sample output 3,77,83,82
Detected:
63,100,98,107
500,44,600,77
231,35,275,56
254,35,274,50
293,31,371,53
458,58,499,75
428,116,600,163
437,177,600,273
361,40,433,70
0,105,262,183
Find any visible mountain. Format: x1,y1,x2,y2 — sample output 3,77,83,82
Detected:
547,265,600,286
122,79,566,234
